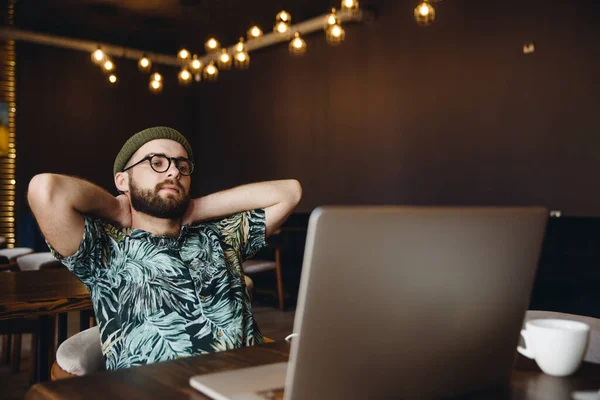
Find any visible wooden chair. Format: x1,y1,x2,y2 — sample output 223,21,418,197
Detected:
242,230,285,310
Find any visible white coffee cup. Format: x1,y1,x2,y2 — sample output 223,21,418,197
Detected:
517,318,590,377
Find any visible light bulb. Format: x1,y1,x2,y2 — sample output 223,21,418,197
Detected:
414,1,435,26
205,38,220,52
289,32,306,55
178,48,190,60
248,26,263,39
203,61,219,81
91,47,105,65
276,10,291,23
138,56,152,73
217,49,232,70
151,72,162,82
178,68,192,85
326,23,345,45
341,0,359,13
149,77,163,93
275,21,289,34
102,59,114,73
108,74,117,84
235,38,245,53
190,55,203,73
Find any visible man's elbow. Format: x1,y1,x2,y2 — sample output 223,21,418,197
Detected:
286,179,302,206
28,173,57,211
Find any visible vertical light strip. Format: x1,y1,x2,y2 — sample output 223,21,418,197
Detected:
0,0,16,248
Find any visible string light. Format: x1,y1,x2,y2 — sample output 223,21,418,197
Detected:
108,74,118,85
138,55,152,73
178,68,192,85
217,48,232,70
205,38,221,53
276,10,291,23
177,48,190,62
247,25,263,39
326,22,345,46
91,46,105,65
203,61,219,81
325,8,339,28
274,10,291,34
234,38,250,69
414,0,435,26
149,73,163,93
101,58,115,73
341,0,359,13
289,32,306,56
189,55,203,81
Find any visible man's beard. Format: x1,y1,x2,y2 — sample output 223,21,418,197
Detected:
129,177,190,220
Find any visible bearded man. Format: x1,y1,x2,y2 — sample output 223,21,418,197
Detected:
27,126,302,370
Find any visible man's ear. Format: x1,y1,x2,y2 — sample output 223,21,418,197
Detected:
114,171,129,193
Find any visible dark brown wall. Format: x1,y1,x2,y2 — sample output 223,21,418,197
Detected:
16,43,197,209
192,0,600,215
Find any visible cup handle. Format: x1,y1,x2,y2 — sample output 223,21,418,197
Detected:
517,329,534,359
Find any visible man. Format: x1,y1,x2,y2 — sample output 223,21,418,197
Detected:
27,126,302,370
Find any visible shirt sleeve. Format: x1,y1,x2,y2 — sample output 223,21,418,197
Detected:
214,208,267,261
47,215,111,286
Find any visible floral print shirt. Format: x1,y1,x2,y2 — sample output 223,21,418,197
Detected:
49,209,267,370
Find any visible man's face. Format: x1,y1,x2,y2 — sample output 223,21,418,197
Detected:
123,139,192,220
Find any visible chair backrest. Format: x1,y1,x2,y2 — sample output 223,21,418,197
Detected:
16,252,61,271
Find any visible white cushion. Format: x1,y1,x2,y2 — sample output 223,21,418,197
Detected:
524,310,600,364
56,326,105,376
16,252,58,271
0,247,33,262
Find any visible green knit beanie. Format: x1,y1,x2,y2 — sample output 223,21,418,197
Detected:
113,126,193,176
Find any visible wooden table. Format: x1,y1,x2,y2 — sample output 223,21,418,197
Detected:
25,341,600,399
0,268,93,381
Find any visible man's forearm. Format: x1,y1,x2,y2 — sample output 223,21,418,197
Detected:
187,179,302,222
28,173,121,223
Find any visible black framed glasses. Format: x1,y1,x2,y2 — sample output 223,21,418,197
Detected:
123,154,194,176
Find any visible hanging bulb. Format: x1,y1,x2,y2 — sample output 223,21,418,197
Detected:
274,10,291,34
91,46,105,65
414,0,435,26
217,48,232,70
276,10,291,23
247,25,263,39
289,32,306,56
177,48,190,62
101,58,115,74
138,55,152,73
149,78,163,94
178,68,192,85
341,0,359,13
234,38,250,69
274,20,290,34
108,74,118,86
189,54,203,81
151,72,162,83
205,38,221,53
234,51,250,69
326,23,345,46
325,8,339,29
202,61,219,81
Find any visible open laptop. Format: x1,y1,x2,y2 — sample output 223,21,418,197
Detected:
190,206,548,399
